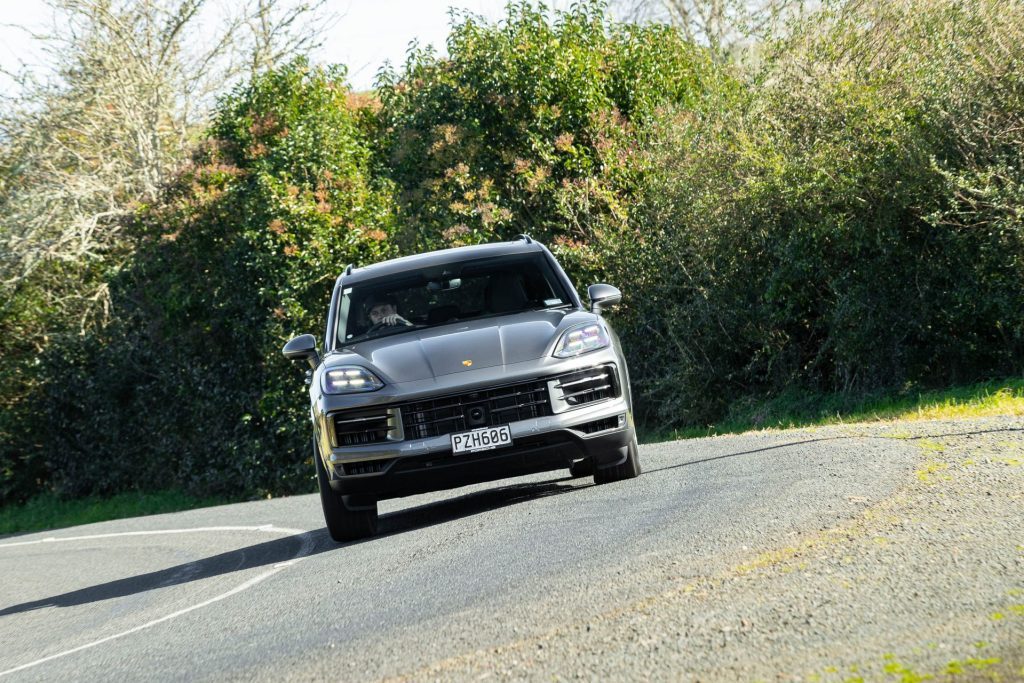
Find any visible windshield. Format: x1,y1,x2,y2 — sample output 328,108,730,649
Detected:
335,253,573,347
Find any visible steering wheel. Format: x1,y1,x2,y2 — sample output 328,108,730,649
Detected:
365,320,389,335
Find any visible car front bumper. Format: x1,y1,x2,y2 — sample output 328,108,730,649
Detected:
314,358,634,500
327,416,633,500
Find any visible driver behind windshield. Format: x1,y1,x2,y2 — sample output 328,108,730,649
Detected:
366,295,413,329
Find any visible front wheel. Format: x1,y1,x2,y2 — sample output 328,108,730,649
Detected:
593,435,641,484
314,440,378,542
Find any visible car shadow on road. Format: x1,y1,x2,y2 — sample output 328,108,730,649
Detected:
371,476,584,540
0,530,330,618
0,477,584,618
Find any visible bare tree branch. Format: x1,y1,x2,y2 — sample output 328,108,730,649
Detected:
612,0,815,61
0,0,334,329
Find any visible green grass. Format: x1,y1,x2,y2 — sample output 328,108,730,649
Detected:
639,377,1024,443
0,490,231,536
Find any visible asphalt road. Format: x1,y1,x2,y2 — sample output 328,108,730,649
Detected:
1,421,1020,681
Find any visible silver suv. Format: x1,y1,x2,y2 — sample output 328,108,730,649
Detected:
283,237,640,541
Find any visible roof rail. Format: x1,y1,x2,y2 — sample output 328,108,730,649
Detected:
344,263,354,276
513,233,533,244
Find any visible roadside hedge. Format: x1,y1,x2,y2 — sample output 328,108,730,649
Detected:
376,1,719,279
2,0,1022,504
628,0,1024,426
4,62,396,500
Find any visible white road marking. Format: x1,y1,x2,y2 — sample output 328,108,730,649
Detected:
0,525,307,549
0,567,285,677
0,524,314,678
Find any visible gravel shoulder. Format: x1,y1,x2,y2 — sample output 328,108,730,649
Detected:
375,418,1024,682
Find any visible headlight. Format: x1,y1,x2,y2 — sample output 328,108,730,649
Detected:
553,323,610,358
321,366,384,394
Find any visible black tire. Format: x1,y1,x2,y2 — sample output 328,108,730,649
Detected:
593,435,641,484
568,458,594,478
314,441,378,542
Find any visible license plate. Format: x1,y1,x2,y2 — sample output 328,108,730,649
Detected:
451,425,512,454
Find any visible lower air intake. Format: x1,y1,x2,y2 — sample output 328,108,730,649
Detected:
332,408,397,447
549,365,619,413
342,460,391,475
573,416,620,434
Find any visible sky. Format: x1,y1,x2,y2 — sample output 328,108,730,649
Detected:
0,0,571,93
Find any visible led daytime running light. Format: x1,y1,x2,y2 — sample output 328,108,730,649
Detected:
554,323,610,358
322,366,384,394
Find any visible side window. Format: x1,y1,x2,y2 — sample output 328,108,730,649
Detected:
336,288,352,345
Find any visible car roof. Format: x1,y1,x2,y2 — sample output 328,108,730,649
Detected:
340,240,544,286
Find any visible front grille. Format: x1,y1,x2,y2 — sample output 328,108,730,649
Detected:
551,365,617,408
401,379,552,440
332,408,396,446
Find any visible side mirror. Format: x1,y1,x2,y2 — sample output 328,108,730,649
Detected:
282,334,320,370
587,283,622,314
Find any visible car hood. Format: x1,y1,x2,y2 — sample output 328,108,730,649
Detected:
324,309,597,383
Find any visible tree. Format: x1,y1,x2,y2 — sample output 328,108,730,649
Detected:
0,0,333,503
377,1,714,264
613,0,811,61
0,0,332,321
31,62,396,500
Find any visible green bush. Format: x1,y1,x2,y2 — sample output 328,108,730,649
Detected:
631,0,1024,427
376,1,716,280
16,61,397,500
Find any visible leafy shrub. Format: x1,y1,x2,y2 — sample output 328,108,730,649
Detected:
376,1,716,280
632,0,1024,427
16,61,396,500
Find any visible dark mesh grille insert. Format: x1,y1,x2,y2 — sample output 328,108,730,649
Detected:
552,365,617,407
342,460,391,475
332,408,394,446
573,416,619,434
401,380,552,440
